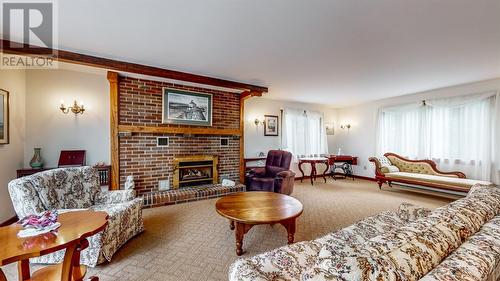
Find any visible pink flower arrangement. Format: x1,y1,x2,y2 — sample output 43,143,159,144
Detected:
18,210,58,230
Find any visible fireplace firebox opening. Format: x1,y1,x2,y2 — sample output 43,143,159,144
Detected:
173,155,218,188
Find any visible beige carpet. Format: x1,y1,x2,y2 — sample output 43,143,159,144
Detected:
1,179,453,281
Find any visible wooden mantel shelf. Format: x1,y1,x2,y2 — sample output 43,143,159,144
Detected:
118,125,242,136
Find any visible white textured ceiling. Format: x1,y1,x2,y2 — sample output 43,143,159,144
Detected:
58,0,500,107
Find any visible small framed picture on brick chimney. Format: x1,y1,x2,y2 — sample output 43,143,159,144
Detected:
162,88,212,126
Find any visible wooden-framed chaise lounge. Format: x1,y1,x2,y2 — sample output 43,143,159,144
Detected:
369,152,492,194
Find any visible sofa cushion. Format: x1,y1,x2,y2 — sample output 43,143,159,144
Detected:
468,182,500,196
314,210,412,247
314,218,463,281
385,172,492,191
31,167,100,210
420,216,500,281
375,221,463,280
430,185,500,236
376,156,393,167
375,156,400,173
381,165,400,173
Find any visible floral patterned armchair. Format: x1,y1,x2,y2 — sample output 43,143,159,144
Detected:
8,166,144,267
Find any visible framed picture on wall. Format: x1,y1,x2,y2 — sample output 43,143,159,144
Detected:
264,115,279,136
0,89,9,144
325,123,335,135
162,88,212,126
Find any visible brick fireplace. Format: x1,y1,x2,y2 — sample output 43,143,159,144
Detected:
117,76,243,204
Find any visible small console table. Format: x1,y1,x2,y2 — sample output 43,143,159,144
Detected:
328,155,358,180
298,157,330,185
17,166,112,187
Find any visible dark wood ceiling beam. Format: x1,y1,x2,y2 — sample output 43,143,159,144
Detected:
0,39,269,93
240,90,264,100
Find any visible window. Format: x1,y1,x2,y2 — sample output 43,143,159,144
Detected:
377,92,499,182
282,108,328,159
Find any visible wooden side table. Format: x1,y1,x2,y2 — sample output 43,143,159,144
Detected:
216,192,303,256
0,211,108,281
298,157,330,185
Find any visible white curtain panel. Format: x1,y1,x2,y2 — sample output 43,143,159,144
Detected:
376,91,499,183
283,107,328,161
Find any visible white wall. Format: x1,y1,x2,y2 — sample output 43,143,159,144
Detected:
24,69,110,167
0,70,26,221
244,97,337,176
335,78,500,178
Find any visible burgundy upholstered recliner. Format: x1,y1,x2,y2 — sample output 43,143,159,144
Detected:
245,150,296,195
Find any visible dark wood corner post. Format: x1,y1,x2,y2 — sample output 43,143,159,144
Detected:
239,90,264,183
107,71,120,190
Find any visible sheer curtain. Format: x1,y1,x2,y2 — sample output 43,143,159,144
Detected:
283,107,328,160
377,91,499,183
377,103,427,158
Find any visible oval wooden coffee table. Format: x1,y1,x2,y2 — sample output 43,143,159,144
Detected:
0,210,108,281
216,191,303,256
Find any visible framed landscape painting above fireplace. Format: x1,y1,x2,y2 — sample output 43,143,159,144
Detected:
0,89,9,144
162,88,212,126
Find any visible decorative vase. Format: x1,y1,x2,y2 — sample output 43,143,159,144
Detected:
29,148,44,169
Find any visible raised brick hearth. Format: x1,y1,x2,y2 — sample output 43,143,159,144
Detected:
142,184,246,208
117,76,242,204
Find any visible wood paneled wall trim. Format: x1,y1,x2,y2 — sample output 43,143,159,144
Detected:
1,39,268,93
118,125,241,136
107,71,120,190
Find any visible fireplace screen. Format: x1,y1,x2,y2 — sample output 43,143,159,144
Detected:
173,156,218,188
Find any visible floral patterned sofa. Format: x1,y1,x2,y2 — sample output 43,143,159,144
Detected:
8,166,144,267
229,184,500,281
369,152,492,193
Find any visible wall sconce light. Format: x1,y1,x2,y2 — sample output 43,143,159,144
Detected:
60,100,85,115
340,124,351,131
254,118,265,126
